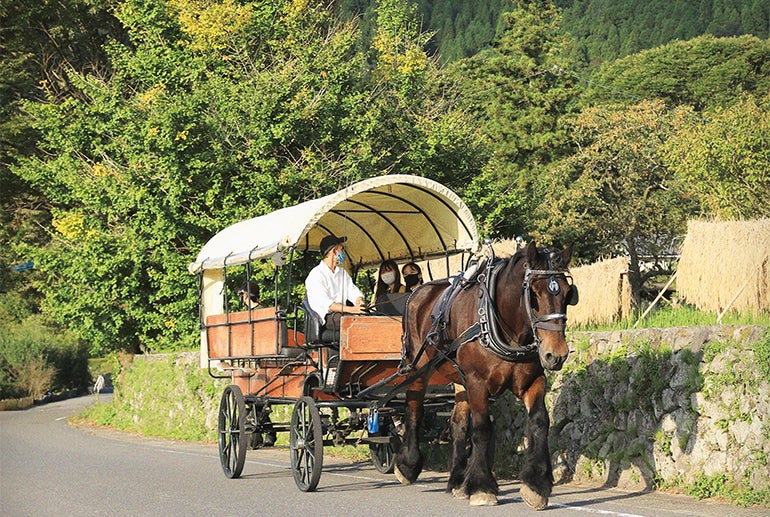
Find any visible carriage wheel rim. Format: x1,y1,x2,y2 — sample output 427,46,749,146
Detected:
218,385,247,479
290,396,323,491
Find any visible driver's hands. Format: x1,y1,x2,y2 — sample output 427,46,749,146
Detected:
352,298,367,314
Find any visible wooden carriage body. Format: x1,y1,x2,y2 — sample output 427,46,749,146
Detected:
205,310,451,401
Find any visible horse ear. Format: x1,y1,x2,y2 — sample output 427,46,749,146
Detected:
560,243,574,266
526,241,538,265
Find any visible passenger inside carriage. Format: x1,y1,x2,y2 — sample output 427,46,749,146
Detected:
372,259,406,305
237,280,267,310
370,259,409,316
304,234,366,340
402,262,423,292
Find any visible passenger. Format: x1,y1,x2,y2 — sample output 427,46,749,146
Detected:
237,280,266,310
305,234,366,339
402,262,424,292
236,279,276,446
372,259,406,305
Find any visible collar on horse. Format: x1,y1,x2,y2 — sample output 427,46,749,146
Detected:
476,256,572,361
418,250,571,365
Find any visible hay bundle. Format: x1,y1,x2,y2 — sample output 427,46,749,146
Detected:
677,219,770,315
568,256,632,327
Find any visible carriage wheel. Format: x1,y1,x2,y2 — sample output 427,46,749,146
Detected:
369,441,395,474
369,414,398,474
290,396,324,492
218,385,248,479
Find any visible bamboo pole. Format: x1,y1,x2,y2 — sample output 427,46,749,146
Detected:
716,274,753,324
633,270,678,328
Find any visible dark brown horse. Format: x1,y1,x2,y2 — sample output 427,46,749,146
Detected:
393,241,578,508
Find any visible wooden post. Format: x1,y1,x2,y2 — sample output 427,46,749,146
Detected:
717,275,753,324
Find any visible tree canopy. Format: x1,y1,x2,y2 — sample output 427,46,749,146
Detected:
447,0,580,237
2,0,768,355
9,0,484,354
580,34,770,110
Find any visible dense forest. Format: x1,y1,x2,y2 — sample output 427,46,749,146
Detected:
0,0,768,390
342,0,770,63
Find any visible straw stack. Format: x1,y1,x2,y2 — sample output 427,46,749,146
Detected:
568,256,632,327
677,219,770,315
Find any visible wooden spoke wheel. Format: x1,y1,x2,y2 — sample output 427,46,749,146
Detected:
369,441,395,474
290,396,324,492
218,384,248,479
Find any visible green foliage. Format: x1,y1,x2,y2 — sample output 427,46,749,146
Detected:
701,335,767,408
413,0,513,62
0,314,90,399
664,93,770,219
9,0,482,355
537,100,696,303
686,473,729,500
755,330,770,379
447,0,581,236
0,0,124,319
559,2,770,66
581,35,770,110
577,305,770,332
80,354,223,441
346,1,769,67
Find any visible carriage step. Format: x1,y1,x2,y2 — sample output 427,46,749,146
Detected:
362,436,391,445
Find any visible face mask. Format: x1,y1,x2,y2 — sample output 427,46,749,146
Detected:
381,271,396,285
404,273,420,288
336,251,345,264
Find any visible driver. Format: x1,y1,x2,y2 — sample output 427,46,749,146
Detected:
305,234,366,338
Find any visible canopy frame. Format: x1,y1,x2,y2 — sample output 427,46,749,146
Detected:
189,175,479,274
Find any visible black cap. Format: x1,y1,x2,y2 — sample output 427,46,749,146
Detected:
320,234,346,257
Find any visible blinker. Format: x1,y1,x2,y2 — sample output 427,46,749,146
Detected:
547,276,560,295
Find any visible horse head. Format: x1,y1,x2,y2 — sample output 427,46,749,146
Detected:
522,241,577,371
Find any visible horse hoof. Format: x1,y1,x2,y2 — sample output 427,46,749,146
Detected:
469,492,498,506
520,484,548,510
393,465,412,485
452,487,468,499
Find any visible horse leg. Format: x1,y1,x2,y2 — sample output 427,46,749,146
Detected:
462,381,498,506
447,384,471,498
393,379,427,485
518,375,552,511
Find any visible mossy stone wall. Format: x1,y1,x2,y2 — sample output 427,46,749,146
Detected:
490,325,769,498
115,325,768,499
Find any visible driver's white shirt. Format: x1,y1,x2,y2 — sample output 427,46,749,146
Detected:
305,260,364,318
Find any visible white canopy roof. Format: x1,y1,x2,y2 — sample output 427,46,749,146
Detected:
188,175,479,273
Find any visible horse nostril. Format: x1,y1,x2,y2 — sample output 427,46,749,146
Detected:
542,350,566,370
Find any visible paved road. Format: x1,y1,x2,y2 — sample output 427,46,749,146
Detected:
1,395,766,517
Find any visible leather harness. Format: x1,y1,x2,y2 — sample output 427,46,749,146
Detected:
401,251,572,383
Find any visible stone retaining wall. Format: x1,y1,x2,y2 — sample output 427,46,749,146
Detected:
490,325,769,491
123,325,768,493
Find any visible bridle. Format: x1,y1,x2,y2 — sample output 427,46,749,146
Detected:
521,266,574,345
473,252,574,360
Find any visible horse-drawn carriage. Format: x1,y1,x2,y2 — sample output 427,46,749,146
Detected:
189,175,479,491
189,175,578,507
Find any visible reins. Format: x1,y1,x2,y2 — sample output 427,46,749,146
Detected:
359,247,573,403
